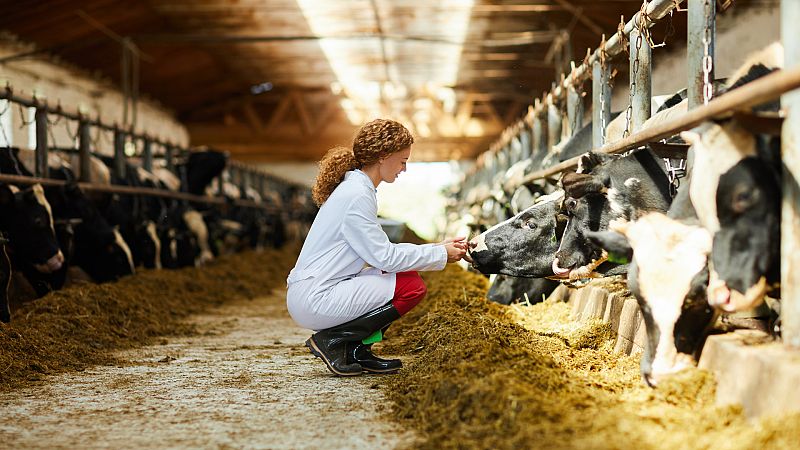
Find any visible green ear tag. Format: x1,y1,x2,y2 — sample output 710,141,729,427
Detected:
607,252,629,265
362,330,383,345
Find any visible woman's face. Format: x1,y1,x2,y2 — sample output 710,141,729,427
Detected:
379,147,411,183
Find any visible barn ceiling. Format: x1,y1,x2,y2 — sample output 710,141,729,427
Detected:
0,0,694,163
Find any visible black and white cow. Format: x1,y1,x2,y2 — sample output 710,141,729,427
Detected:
486,274,559,305
468,190,567,278
0,183,64,296
552,148,672,280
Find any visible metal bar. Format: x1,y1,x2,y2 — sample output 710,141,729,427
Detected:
592,60,611,148
567,85,583,137
0,173,274,211
782,0,800,348
78,121,91,183
520,124,532,160
518,66,800,185
34,107,48,178
630,28,652,131
0,89,181,150
688,0,715,109
547,100,563,151
165,146,174,171
142,138,153,172
533,112,547,158
113,129,126,180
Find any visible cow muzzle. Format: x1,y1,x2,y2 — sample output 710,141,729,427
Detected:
707,273,767,313
34,251,64,273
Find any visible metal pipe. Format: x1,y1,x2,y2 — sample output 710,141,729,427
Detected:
0,88,181,150
78,121,91,183
547,100,563,150
520,124,532,160
0,173,274,211
782,0,800,348
688,0,715,109
533,112,548,158
592,60,611,148
567,84,584,136
142,138,153,172
165,146,174,171
34,107,48,178
113,129,126,180
630,28,652,132
517,65,800,185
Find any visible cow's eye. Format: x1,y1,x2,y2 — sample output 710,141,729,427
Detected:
732,187,756,213
565,198,577,210
523,218,537,230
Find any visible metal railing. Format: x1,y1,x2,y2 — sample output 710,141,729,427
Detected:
0,85,305,211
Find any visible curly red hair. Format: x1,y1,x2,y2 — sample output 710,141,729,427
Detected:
312,119,414,206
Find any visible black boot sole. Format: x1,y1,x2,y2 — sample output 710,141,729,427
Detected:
305,338,362,377
361,366,401,374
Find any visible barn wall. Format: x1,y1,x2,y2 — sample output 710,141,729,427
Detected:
0,36,188,155
610,4,780,110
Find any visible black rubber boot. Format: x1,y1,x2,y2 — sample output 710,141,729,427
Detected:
347,343,402,374
306,302,401,377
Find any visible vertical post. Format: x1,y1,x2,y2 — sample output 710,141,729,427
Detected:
519,124,532,160
547,99,562,151
113,128,126,180
142,138,153,172
217,171,226,197
34,106,48,178
567,84,584,137
258,172,266,200
165,145,174,171
592,60,611,148
78,120,92,182
533,111,547,158
239,169,249,198
687,0,715,110
630,28,652,132
782,0,800,348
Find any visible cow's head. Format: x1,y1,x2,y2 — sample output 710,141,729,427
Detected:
589,214,716,386
683,122,780,313
468,190,565,278
0,183,64,273
551,169,614,280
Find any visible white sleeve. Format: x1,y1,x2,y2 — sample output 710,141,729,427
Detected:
341,194,447,273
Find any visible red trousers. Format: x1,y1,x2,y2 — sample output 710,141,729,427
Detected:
392,271,427,315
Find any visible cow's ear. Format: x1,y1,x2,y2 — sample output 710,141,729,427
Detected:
586,230,632,264
577,151,613,174
0,184,14,206
561,171,607,198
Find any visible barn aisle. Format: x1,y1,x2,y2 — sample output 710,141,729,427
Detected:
0,289,413,449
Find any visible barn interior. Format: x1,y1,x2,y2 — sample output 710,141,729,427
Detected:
1,0,799,448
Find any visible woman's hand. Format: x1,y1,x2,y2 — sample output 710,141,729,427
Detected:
441,237,469,263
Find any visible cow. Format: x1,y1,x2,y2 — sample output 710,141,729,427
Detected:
468,190,567,278
551,148,672,280
487,274,559,305
588,211,716,386
584,41,784,384
0,183,64,296
7,148,136,284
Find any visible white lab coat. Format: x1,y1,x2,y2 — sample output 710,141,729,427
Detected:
286,169,447,330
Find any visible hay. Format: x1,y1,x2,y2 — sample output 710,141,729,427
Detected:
0,246,297,391
378,265,800,449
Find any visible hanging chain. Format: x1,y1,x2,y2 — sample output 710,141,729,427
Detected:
16,103,34,128
701,0,714,105
623,15,645,139
599,37,609,140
